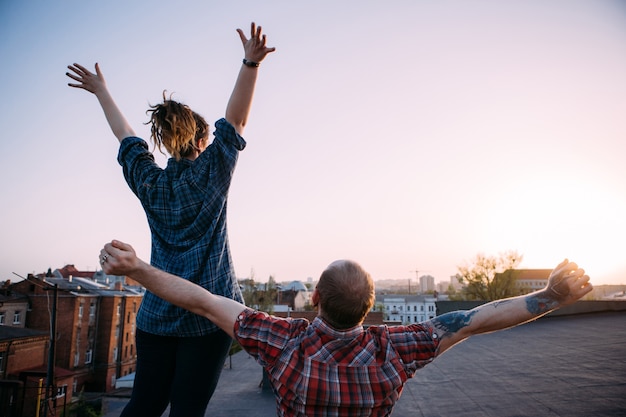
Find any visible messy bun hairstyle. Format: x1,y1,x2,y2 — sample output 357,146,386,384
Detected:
146,91,209,161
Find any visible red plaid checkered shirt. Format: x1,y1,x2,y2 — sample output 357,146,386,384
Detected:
234,309,441,417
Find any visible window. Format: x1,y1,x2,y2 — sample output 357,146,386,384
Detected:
74,352,79,367
117,303,121,316
13,311,21,325
56,385,67,399
89,302,96,317
113,347,118,361
78,303,84,318
0,312,5,325
85,350,93,364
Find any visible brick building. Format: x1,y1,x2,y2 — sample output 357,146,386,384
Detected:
6,265,143,397
0,325,49,417
0,286,56,415
508,268,552,293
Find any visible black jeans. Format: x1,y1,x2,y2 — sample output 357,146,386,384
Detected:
120,328,232,417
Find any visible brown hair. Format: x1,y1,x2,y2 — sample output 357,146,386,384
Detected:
316,260,375,329
146,91,209,161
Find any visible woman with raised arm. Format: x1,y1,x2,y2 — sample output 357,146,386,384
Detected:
67,22,275,417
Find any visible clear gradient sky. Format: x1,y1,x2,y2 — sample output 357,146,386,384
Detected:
1,1,625,286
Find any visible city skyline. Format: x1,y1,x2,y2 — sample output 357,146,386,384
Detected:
1,1,625,286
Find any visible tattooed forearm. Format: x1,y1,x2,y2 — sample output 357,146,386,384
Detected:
431,310,476,336
491,299,514,309
526,293,559,315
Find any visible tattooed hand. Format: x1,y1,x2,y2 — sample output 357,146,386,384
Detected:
544,259,592,305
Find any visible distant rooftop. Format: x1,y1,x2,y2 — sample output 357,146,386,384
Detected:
282,281,309,292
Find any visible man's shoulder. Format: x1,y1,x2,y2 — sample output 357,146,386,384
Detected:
238,309,310,332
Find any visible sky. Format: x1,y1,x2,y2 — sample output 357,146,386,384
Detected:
1,0,625,287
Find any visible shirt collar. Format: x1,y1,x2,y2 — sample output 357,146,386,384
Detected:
312,317,364,340
167,157,193,168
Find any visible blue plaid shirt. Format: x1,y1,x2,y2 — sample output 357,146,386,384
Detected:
118,118,245,336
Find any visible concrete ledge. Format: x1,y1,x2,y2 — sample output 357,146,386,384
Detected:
546,300,626,316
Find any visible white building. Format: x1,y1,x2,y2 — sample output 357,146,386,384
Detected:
280,280,312,310
375,294,437,325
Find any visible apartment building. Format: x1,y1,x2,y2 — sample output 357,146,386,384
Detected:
6,265,143,395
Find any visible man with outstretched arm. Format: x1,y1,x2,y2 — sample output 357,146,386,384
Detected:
100,239,592,417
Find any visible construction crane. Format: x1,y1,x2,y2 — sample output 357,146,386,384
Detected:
409,268,430,294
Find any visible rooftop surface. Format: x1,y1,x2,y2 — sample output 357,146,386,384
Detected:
103,311,626,416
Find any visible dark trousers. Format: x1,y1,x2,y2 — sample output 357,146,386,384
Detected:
120,328,232,417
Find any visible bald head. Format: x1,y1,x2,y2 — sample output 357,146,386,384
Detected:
316,260,375,329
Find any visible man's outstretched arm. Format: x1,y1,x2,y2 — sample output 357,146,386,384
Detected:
428,259,593,355
100,240,247,338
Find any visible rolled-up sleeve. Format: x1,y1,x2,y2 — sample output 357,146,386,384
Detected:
117,136,161,198
388,323,441,377
235,310,308,368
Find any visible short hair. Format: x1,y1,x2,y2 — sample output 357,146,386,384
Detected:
316,260,375,329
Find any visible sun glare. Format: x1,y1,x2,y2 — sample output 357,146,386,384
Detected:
481,172,626,285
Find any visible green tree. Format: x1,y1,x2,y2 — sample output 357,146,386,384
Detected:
240,278,257,305
258,275,278,314
66,391,102,417
457,251,523,301
445,279,463,301
240,268,258,307
239,273,278,313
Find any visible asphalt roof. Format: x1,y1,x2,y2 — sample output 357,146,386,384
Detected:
0,325,47,341
102,311,626,417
